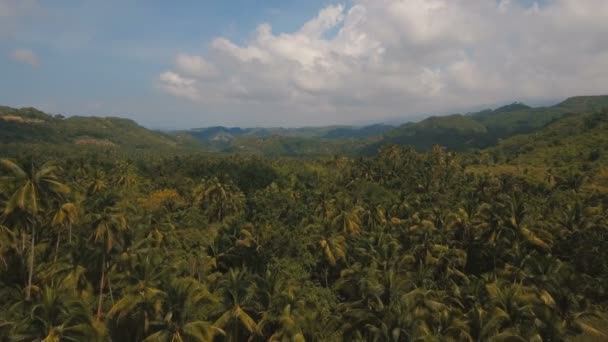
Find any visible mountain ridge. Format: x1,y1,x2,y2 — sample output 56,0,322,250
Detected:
2,95,607,157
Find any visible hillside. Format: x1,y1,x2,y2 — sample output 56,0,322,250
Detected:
463,108,608,194
179,124,392,156
367,95,608,152
222,135,372,157
490,109,608,167
181,124,393,151
376,114,489,151
0,106,200,154
3,95,607,158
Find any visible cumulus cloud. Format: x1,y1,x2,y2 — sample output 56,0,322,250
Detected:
159,71,199,100
10,48,39,67
159,0,608,126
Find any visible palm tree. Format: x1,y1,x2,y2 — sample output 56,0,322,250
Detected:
484,282,541,338
399,288,449,339
108,253,170,340
193,178,245,222
331,206,364,236
214,268,260,342
115,161,138,189
9,286,100,341
89,206,128,320
0,159,69,300
319,235,347,267
87,170,107,195
50,202,79,259
267,305,306,342
144,278,224,342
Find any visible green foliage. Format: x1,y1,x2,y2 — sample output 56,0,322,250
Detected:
0,106,201,157
1,98,608,341
369,95,608,152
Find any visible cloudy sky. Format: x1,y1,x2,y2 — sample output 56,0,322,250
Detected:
1,0,607,128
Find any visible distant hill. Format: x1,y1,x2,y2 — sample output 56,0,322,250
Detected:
555,95,608,113
365,95,608,152
182,124,393,144
221,135,371,157
0,106,200,154
3,95,607,158
179,123,393,155
489,109,608,168
321,124,394,139
466,107,608,193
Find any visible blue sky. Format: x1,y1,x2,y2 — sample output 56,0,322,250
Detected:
0,0,333,127
1,0,607,128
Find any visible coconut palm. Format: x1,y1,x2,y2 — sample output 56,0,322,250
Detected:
50,202,78,259
214,268,260,342
9,286,100,341
0,159,69,300
193,178,245,222
319,235,347,267
144,277,223,342
89,205,128,320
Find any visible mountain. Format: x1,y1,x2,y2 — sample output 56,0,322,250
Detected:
466,107,608,193
182,124,393,143
179,123,394,155
3,95,607,158
366,95,608,152
0,106,200,155
490,109,608,168
220,135,373,157
321,124,394,139
555,95,608,113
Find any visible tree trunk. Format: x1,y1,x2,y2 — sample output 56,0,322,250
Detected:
21,230,26,254
68,223,72,244
54,231,61,263
26,225,35,301
97,253,106,321
108,278,115,305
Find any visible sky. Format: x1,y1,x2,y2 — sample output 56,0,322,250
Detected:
1,0,607,129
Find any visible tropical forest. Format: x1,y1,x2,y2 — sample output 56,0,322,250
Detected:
3,1,608,340
1,95,608,341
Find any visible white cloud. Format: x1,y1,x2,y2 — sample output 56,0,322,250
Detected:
159,0,608,126
159,71,199,101
10,48,39,67
175,54,218,79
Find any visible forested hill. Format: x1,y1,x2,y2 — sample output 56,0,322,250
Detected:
490,109,608,167
366,95,608,152
178,124,394,155
2,95,607,157
183,124,394,143
2,99,608,340
0,106,200,154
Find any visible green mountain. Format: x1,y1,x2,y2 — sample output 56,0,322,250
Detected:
367,95,608,152
180,124,393,147
178,123,393,156
0,106,200,154
221,135,372,157
490,109,608,168
3,95,607,158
